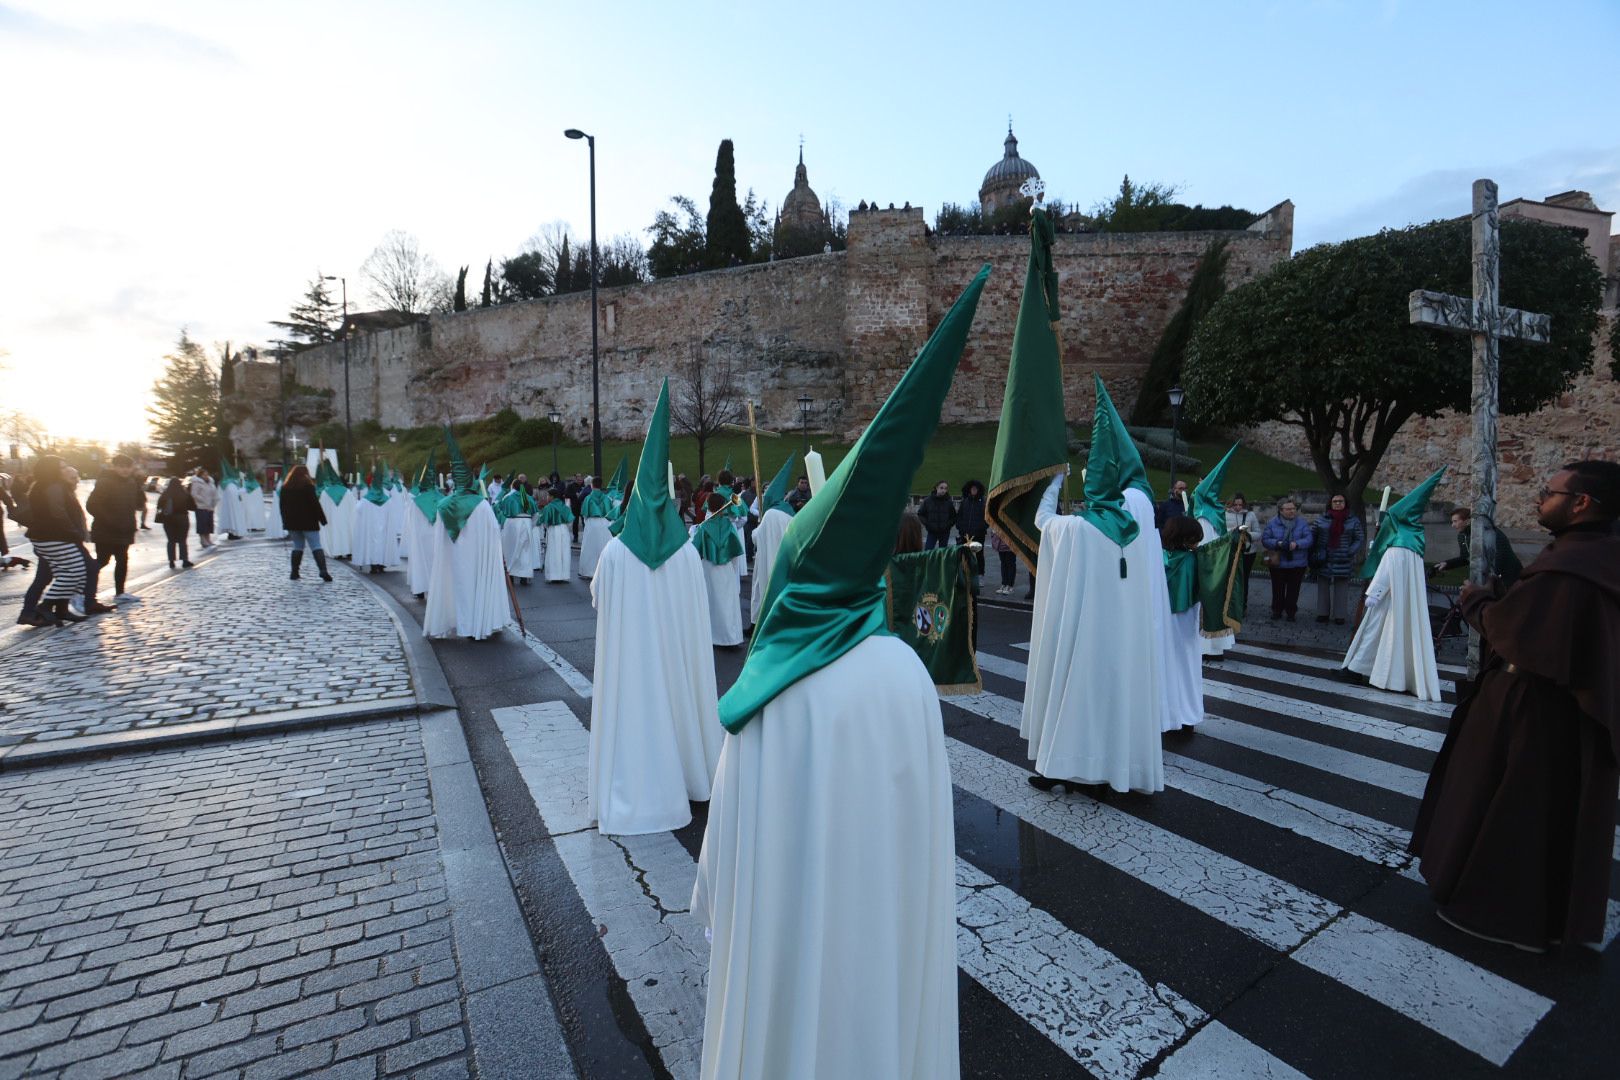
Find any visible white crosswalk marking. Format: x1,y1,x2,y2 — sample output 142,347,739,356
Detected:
1192,715,1432,798
520,630,594,699
1154,1021,1314,1080
1230,642,1464,688
1211,660,1455,718
1203,679,1446,751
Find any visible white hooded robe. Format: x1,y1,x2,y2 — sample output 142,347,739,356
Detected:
748,507,793,625
1342,546,1441,701
423,501,509,640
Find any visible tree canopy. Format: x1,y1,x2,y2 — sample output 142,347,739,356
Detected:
269,275,342,353
1183,216,1604,507
1092,175,1256,233
705,139,751,269
148,330,228,473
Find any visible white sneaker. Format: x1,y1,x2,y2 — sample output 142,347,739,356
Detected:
116,593,141,603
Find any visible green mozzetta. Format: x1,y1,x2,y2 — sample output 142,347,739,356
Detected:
616,379,689,569
759,454,797,517
581,488,618,519
411,449,441,523
497,488,537,521
1190,443,1239,537
1164,548,1197,614
988,206,1068,574
1360,465,1447,579
1095,374,1152,500
315,459,348,507
719,264,990,734
537,499,575,527
1077,376,1141,551
692,512,744,565
363,471,390,507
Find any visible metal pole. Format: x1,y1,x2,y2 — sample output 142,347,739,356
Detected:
552,426,560,478
342,278,352,473
1168,405,1181,499
588,136,601,480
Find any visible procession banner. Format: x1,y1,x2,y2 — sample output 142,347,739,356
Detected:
885,546,981,694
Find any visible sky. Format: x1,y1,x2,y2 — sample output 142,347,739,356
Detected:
2,0,1617,447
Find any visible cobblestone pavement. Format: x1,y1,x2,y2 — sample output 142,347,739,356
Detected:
0,544,413,748
0,721,475,1080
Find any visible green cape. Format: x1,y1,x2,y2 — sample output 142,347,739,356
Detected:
617,379,688,569
1164,548,1198,614
537,499,575,526
1361,466,1447,578
692,511,744,564
1077,375,1141,551
759,455,797,517
315,459,348,507
720,264,990,733
437,426,484,542
581,488,617,518
363,470,390,507
497,487,536,520
1190,443,1239,537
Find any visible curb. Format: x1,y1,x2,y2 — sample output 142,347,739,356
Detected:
339,561,457,710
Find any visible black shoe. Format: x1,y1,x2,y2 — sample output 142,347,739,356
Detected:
139,525,151,530
181,560,194,568
86,601,117,615
1334,618,1346,626
16,610,53,627
313,550,333,582
1316,615,1330,624
1332,667,1366,685
55,601,88,623
1285,612,1296,622
169,561,176,570
291,550,303,580
1027,774,1063,792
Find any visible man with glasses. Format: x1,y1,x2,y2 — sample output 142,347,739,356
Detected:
1409,459,1620,954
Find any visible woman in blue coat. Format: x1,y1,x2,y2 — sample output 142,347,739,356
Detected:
1261,497,1314,621
1312,492,1365,625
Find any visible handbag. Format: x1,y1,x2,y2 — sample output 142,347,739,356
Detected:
1263,548,1282,569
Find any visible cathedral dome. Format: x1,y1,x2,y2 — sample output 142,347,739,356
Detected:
979,127,1039,215
776,145,830,256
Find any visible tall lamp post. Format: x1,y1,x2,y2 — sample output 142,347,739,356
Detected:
1166,385,1186,502
547,410,562,479
563,128,601,480
797,395,813,456
321,275,351,470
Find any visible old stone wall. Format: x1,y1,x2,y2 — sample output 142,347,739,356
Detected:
278,201,1294,463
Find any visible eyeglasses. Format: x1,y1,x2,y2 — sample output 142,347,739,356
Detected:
1538,486,1595,502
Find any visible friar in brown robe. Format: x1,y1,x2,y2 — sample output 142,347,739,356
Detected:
1409,460,1620,952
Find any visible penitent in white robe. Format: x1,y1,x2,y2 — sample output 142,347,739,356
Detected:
1021,476,1164,793
405,507,436,596
216,482,245,537
1196,518,1236,657
352,500,400,570
319,491,354,557
423,502,510,640
264,491,286,540
1124,489,1176,733
243,489,266,531
384,492,409,565
1342,547,1441,701
702,558,744,646
579,516,612,578
748,507,793,625
501,516,537,582
692,634,958,1080
544,523,572,582
587,539,721,835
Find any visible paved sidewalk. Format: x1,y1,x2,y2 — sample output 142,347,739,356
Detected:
0,543,571,1079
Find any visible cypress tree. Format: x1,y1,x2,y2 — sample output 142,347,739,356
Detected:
555,235,572,294
453,266,468,311
480,259,493,307
705,139,750,269
1130,238,1229,426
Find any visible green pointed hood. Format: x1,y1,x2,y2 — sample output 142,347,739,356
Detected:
721,454,733,474
607,454,627,495
410,451,441,522
720,264,990,734
759,454,796,517
1094,374,1151,500
1361,466,1446,578
415,450,437,493
1078,378,1141,550
1190,443,1239,536
437,426,484,541
218,458,239,487
363,467,389,506
617,379,690,569
315,458,348,506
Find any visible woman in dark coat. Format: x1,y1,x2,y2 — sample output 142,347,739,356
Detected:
156,477,196,569
918,481,956,551
279,465,332,582
956,479,988,583
19,456,93,624
1312,492,1365,625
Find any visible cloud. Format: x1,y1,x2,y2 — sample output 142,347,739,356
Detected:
1300,145,1620,248
0,4,236,66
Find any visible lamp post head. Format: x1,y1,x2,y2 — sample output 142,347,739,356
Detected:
547,410,562,424
797,395,813,413
1167,385,1185,411
564,128,587,140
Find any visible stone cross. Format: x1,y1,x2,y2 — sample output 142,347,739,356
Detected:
723,402,780,486
1407,178,1552,677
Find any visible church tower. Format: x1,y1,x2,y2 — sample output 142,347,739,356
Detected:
775,142,831,257
979,125,1040,216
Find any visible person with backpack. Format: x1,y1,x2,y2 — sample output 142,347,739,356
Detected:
155,477,195,569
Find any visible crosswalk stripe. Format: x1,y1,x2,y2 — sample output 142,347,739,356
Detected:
1211,660,1454,718
944,736,1556,1064
1231,642,1464,689
520,630,594,699
1153,1020,1313,1080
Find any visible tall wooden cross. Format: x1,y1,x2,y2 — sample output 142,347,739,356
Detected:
1408,178,1552,677
723,401,780,486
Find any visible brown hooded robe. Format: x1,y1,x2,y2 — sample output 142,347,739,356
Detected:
1409,525,1620,949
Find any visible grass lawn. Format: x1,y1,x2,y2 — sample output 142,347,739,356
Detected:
489,421,1321,502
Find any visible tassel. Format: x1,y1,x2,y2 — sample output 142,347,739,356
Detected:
1120,555,1128,579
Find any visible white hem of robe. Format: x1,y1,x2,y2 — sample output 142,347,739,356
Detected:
748,508,793,625
1022,510,1165,793
243,491,266,531
216,483,244,536
1342,547,1441,701
692,635,959,1080
1125,489,1177,733
264,495,286,540
319,492,354,557
544,523,572,581
1165,607,1204,728
405,509,436,595
501,517,537,580
587,539,721,836
423,502,510,640
702,557,744,646
579,516,612,578
352,500,400,570
384,493,409,564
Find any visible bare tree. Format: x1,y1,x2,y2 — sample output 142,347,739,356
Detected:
668,349,744,477
360,230,445,313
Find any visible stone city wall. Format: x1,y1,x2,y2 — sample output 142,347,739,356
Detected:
273,202,1294,460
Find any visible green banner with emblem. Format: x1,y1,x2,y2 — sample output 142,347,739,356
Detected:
884,546,981,694
1196,528,1249,638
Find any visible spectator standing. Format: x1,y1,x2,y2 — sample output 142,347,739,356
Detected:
1261,497,1313,621
87,453,146,600
279,464,333,582
1431,506,1523,588
190,468,218,547
1225,493,1261,580
567,474,586,542
786,475,811,512
17,456,94,624
1,472,28,570
1156,479,1190,530
918,481,956,551
989,528,1017,596
1312,493,1365,625
156,477,195,569
956,479,988,585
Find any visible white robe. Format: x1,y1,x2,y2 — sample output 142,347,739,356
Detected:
1165,607,1204,729
1021,476,1164,793
264,490,286,540
423,502,510,640
501,516,537,581
1124,489,1176,733
579,516,612,578
243,489,266,531
692,635,958,1080
587,539,721,835
216,482,245,537
748,507,793,625
352,499,399,569
405,506,436,596
1197,517,1237,656
384,491,409,565
1342,547,1441,701
702,557,744,646
544,523,572,581
319,491,354,557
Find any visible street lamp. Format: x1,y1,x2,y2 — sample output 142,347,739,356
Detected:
564,128,602,480
1167,385,1186,502
547,410,562,478
322,275,351,471
797,395,813,456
